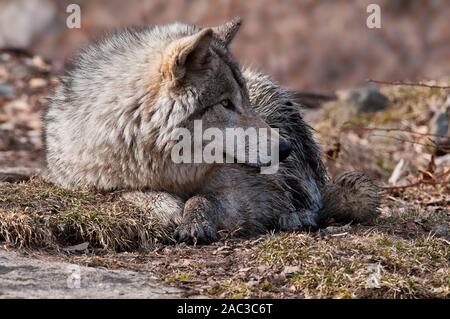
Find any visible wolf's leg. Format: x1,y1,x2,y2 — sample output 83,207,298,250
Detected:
121,191,184,229
175,167,305,243
174,195,221,244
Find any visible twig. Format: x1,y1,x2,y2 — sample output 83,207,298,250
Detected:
341,127,450,139
425,198,450,207
383,170,450,190
367,79,450,90
436,238,450,245
370,134,436,149
382,180,450,190
0,172,33,183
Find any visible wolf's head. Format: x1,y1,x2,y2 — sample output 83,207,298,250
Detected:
150,19,291,171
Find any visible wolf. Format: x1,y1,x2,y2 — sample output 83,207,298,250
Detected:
168,67,380,243
45,18,379,244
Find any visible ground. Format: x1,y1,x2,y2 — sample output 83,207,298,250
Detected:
0,52,449,298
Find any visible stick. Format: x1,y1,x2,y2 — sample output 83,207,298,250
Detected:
367,79,450,90
341,127,450,139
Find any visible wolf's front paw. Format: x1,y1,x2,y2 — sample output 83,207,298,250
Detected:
174,195,221,245
174,220,218,245
278,212,302,231
279,211,319,231
297,210,319,229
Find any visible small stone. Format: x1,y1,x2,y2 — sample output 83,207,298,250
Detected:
272,273,287,285
246,279,259,288
430,100,450,155
341,85,390,113
0,114,8,123
0,122,14,130
62,242,89,252
432,225,449,238
0,66,7,78
288,285,297,292
282,266,300,275
331,85,390,125
29,78,47,89
388,159,410,186
257,265,267,274
0,0,56,49
322,225,351,235
207,279,219,289
0,81,15,99
435,154,450,166
4,99,31,116
32,56,51,72
180,259,192,266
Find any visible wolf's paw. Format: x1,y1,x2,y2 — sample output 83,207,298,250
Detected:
278,212,302,231
297,210,319,229
174,220,219,245
175,195,221,245
279,211,319,231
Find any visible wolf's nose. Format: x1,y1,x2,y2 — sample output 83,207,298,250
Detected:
279,141,292,161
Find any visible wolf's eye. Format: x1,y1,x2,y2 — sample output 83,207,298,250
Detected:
220,99,236,111
285,101,293,106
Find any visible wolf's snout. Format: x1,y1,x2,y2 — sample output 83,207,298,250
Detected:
279,140,292,161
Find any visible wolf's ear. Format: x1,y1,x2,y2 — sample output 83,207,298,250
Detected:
212,17,242,46
161,28,213,83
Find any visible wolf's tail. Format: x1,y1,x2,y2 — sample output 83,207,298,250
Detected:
315,171,380,227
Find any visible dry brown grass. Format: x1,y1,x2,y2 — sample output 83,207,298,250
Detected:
0,178,170,251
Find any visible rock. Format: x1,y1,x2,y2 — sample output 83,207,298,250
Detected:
0,81,15,99
337,85,390,113
29,77,48,89
435,154,450,166
257,265,267,274
432,225,449,239
322,225,352,235
430,98,450,155
32,55,51,72
245,279,259,288
388,159,410,186
0,114,8,123
207,279,219,289
330,85,390,125
4,99,31,114
0,249,184,298
0,0,56,50
62,242,90,252
272,273,287,285
282,266,300,275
